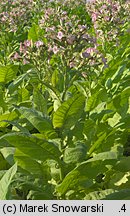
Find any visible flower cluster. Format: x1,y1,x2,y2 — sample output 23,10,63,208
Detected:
0,0,129,81
86,0,130,43
0,0,34,32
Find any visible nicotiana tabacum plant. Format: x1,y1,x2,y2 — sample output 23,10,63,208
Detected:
0,0,130,200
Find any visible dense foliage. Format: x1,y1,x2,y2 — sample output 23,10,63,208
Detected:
0,0,130,200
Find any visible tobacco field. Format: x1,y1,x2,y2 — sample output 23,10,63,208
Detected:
0,0,130,200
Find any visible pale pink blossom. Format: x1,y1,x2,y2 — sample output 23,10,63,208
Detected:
86,47,97,54
35,41,43,48
13,52,21,60
24,40,31,47
82,47,97,58
57,31,64,40
52,46,59,54
104,16,110,21
91,12,98,22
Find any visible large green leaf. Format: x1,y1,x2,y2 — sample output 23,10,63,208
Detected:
108,112,121,127
0,163,17,200
114,157,130,172
0,84,7,110
86,88,108,112
1,147,15,166
16,107,56,138
63,144,87,164
56,162,104,196
14,149,43,176
47,159,61,182
0,152,8,170
0,133,61,162
51,69,59,88
112,65,129,84
0,111,18,127
17,88,30,102
83,119,96,140
0,65,18,84
27,68,40,85
8,73,27,94
57,151,117,195
28,24,39,42
33,89,47,114
88,132,107,156
87,151,118,162
53,93,85,129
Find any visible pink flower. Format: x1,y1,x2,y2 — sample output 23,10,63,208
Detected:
24,40,31,47
62,11,67,15
82,47,97,58
57,31,64,40
13,52,21,60
101,4,107,10
91,12,98,22
52,46,59,54
35,40,43,48
1,17,7,22
86,47,97,54
104,16,110,21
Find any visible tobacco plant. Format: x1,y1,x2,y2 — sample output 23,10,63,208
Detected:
0,0,130,200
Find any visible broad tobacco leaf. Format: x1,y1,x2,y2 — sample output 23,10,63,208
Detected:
53,93,85,129
0,65,18,84
56,151,118,196
0,133,61,163
0,163,17,200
